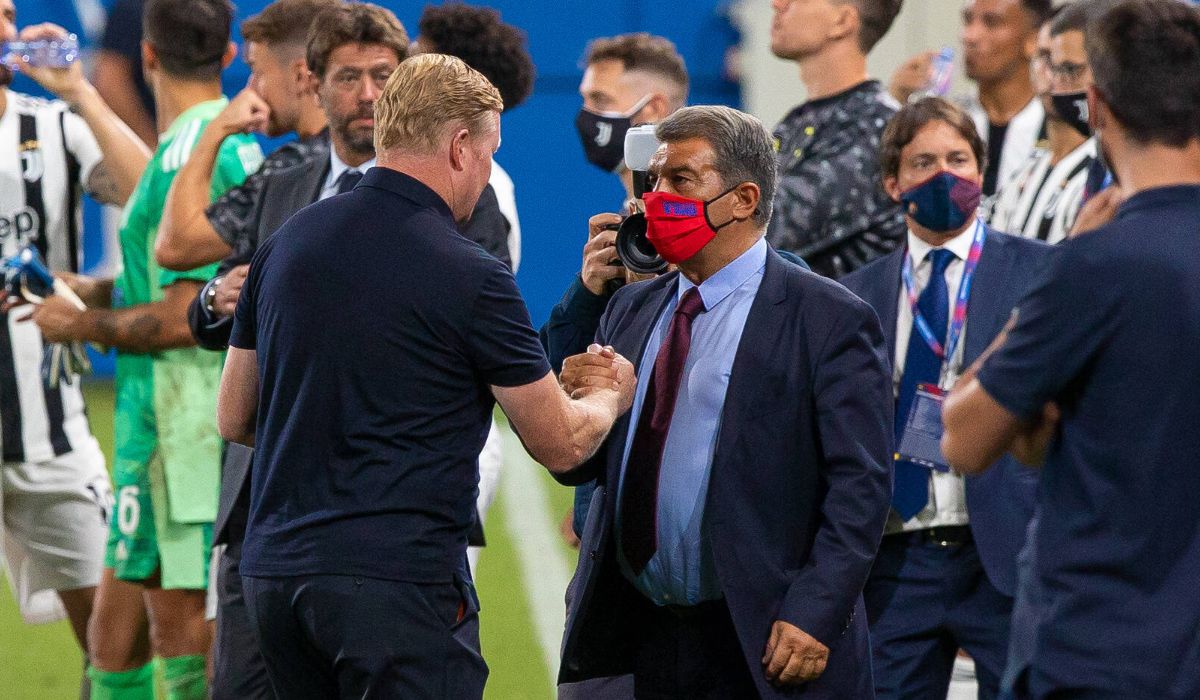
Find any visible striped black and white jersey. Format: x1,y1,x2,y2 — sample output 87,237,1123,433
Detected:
988,139,1096,245
0,89,103,463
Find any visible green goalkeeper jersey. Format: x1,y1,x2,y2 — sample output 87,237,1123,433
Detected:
112,97,262,524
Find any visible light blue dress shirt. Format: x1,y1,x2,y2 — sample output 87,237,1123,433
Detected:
616,238,767,606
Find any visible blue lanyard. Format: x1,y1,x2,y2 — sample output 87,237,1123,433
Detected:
900,220,985,364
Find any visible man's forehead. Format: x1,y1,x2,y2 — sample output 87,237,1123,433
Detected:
649,138,716,172
328,43,401,69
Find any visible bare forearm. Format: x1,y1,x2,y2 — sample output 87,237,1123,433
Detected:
68,83,150,203
73,303,197,353
512,390,618,473
157,126,231,269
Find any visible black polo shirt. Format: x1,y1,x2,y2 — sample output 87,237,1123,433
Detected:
977,185,1200,695
230,167,550,583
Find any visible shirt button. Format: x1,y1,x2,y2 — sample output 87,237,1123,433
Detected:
662,594,672,602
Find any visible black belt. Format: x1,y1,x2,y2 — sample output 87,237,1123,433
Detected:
891,525,973,547
654,598,727,621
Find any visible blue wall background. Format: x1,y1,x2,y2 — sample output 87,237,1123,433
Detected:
12,0,741,342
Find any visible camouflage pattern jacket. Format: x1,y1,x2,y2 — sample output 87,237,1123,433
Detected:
766,80,907,279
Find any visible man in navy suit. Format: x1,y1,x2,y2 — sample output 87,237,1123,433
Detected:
842,97,1050,700
556,105,893,698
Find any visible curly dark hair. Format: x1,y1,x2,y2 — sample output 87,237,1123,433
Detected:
418,3,535,111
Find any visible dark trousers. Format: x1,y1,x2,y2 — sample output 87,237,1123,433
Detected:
243,573,488,699
631,599,758,700
864,529,1013,700
213,543,271,700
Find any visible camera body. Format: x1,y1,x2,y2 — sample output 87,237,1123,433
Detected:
613,125,668,275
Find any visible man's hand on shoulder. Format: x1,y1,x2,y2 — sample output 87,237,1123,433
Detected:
1070,186,1124,238
762,620,829,687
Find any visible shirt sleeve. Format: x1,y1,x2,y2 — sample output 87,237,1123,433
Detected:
467,262,551,387
229,244,267,351
205,166,268,251
61,109,102,187
160,134,262,288
976,239,1119,419
212,134,263,198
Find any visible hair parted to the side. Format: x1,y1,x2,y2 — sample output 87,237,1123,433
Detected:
306,3,410,79
375,53,504,154
879,97,987,180
655,105,778,227
242,0,340,49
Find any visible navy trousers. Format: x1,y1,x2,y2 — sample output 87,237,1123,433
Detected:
212,543,271,700
243,573,487,699
864,530,1013,700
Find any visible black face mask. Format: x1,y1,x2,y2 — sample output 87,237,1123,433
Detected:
1052,91,1091,138
574,95,651,172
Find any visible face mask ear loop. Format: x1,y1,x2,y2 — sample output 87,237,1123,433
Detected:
703,183,745,232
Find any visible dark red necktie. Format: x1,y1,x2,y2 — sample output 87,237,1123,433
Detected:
621,287,706,575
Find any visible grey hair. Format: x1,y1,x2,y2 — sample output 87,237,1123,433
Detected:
655,105,778,227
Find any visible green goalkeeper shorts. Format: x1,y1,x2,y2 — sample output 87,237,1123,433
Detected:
104,451,212,590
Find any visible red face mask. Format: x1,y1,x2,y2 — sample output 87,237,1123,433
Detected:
643,187,738,264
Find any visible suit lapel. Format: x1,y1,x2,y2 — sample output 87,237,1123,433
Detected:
711,250,790,468
605,278,679,486
876,250,904,364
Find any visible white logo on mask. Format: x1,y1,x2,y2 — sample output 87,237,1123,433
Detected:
595,121,612,147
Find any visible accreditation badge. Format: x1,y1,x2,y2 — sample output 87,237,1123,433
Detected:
897,383,951,472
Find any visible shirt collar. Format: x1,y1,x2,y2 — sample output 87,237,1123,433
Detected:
357,166,454,219
906,219,978,268
677,238,768,311
327,147,376,188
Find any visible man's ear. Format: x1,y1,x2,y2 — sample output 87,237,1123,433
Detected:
221,41,238,69
639,93,671,125
884,175,902,203
732,181,761,221
141,40,157,77
448,128,470,172
290,58,312,95
830,3,859,45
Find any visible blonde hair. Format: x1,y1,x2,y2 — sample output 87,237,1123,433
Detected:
375,53,504,154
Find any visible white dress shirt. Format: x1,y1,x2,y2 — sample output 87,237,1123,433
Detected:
320,148,376,201
887,223,978,533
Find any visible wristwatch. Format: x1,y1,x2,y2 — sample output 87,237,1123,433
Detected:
202,275,224,318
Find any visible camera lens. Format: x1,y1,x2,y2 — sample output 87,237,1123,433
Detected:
614,212,667,275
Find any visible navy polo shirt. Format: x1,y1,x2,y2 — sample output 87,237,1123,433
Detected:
230,167,550,583
977,185,1200,696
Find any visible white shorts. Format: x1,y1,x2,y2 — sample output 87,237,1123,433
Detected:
0,437,111,624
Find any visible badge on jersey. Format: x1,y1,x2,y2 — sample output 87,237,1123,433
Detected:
897,383,952,472
19,138,43,183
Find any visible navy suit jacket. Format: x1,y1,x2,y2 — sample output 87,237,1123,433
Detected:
556,248,893,698
840,227,1050,595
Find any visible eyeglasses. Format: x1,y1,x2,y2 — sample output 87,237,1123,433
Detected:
1048,60,1089,83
